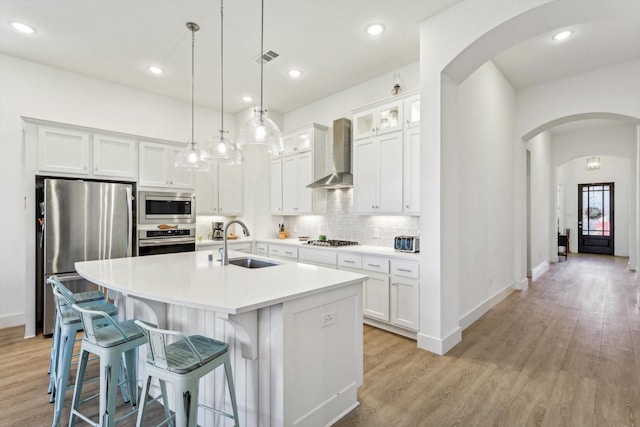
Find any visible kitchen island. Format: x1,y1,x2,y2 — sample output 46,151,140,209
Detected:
76,250,367,427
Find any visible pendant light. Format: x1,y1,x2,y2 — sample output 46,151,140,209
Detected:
237,0,283,154
209,0,241,165
175,22,211,171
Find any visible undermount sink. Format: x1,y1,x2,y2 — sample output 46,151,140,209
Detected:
228,257,278,269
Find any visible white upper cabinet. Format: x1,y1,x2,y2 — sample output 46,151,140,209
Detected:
404,95,420,129
270,157,283,214
37,126,136,180
353,132,403,214
271,123,327,215
93,133,137,179
352,100,403,140
195,161,243,216
38,126,90,175
139,141,194,189
403,125,420,215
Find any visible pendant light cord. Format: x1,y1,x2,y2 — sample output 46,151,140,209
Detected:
220,0,225,133
260,0,264,116
191,25,195,147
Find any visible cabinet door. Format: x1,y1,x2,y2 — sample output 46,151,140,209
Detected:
352,109,375,140
403,126,420,214
270,157,283,214
282,155,298,214
377,132,403,213
93,134,137,179
295,152,313,214
376,102,403,135
195,163,217,214
404,95,420,129
38,126,90,175
390,276,419,330
353,138,378,213
363,272,390,322
139,141,170,187
218,163,242,215
168,147,194,189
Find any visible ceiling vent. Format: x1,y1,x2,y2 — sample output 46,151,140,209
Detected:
253,50,279,65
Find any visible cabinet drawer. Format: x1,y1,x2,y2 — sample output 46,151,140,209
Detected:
269,244,298,259
362,256,389,274
255,243,268,255
229,242,252,253
338,253,362,269
299,248,337,267
391,260,419,278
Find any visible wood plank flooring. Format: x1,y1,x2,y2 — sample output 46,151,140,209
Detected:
1,253,638,426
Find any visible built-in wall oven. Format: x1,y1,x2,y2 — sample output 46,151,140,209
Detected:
137,191,196,256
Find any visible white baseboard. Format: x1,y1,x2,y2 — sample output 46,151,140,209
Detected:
517,277,529,291
531,260,550,277
417,327,461,355
459,282,515,330
0,313,25,332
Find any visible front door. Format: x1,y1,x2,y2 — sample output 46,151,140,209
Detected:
577,183,614,255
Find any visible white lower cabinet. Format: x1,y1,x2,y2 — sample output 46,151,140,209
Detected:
298,247,337,268
339,253,419,336
268,244,298,261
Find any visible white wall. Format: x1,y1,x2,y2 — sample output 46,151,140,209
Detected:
0,53,233,333
526,131,552,271
454,60,516,327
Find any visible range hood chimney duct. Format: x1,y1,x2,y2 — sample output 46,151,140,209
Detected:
306,118,353,189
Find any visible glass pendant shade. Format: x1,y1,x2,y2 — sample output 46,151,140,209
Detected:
175,141,210,171
237,109,284,154
209,129,242,165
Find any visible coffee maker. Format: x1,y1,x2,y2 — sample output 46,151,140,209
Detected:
212,222,224,240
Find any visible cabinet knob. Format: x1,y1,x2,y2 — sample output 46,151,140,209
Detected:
371,205,375,209
406,205,410,208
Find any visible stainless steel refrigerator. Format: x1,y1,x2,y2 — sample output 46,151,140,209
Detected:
40,178,133,335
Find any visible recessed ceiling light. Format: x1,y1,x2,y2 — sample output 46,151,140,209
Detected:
552,30,573,41
242,96,253,103
10,21,36,35
147,65,164,75
366,23,385,36
288,69,302,78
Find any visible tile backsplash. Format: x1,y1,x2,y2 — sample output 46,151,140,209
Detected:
282,189,419,247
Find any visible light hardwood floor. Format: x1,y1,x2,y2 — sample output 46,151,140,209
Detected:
1,253,639,426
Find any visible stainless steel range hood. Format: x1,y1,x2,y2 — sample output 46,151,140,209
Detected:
307,118,353,189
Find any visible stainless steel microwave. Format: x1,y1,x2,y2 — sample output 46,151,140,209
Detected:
138,191,196,224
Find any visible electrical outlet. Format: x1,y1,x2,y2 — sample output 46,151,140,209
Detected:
488,277,493,288
373,227,380,238
293,225,298,233
320,311,335,328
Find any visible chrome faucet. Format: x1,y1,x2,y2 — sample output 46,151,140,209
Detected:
219,220,251,266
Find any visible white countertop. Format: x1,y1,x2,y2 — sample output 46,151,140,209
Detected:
75,251,367,315
259,238,422,261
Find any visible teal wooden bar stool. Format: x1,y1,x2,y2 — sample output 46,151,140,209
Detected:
57,295,148,427
134,321,240,427
48,279,124,427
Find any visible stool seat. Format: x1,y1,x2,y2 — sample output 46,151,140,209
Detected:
161,335,228,373
135,322,239,427
90,319,145,348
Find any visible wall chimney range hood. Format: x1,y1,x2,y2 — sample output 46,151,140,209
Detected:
307,118,353,189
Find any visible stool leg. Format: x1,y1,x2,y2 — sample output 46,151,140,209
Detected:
223,355,240,427
174,381,199,427
48,316,62,400
159,379,174,427
69,348,90,427
119,353,131,404
52,327,76,427
99,352,121,427
122,348,139,409
135,374,152,427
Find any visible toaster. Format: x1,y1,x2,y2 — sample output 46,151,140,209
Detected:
394,236,420,253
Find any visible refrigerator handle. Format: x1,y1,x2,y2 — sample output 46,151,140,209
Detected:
125,187,133,257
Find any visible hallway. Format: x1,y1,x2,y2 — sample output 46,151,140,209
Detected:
1,254,639,426
336,254,640,426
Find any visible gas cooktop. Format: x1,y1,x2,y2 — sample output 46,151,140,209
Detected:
306,239,359,247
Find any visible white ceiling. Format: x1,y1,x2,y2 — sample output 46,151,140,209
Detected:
1,0,639,118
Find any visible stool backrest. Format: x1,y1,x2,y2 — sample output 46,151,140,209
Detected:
134,320,205,370
48,276,77,308
67,303,126,345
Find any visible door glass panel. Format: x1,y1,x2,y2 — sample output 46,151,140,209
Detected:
379,106,399,130
583,185,610,236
